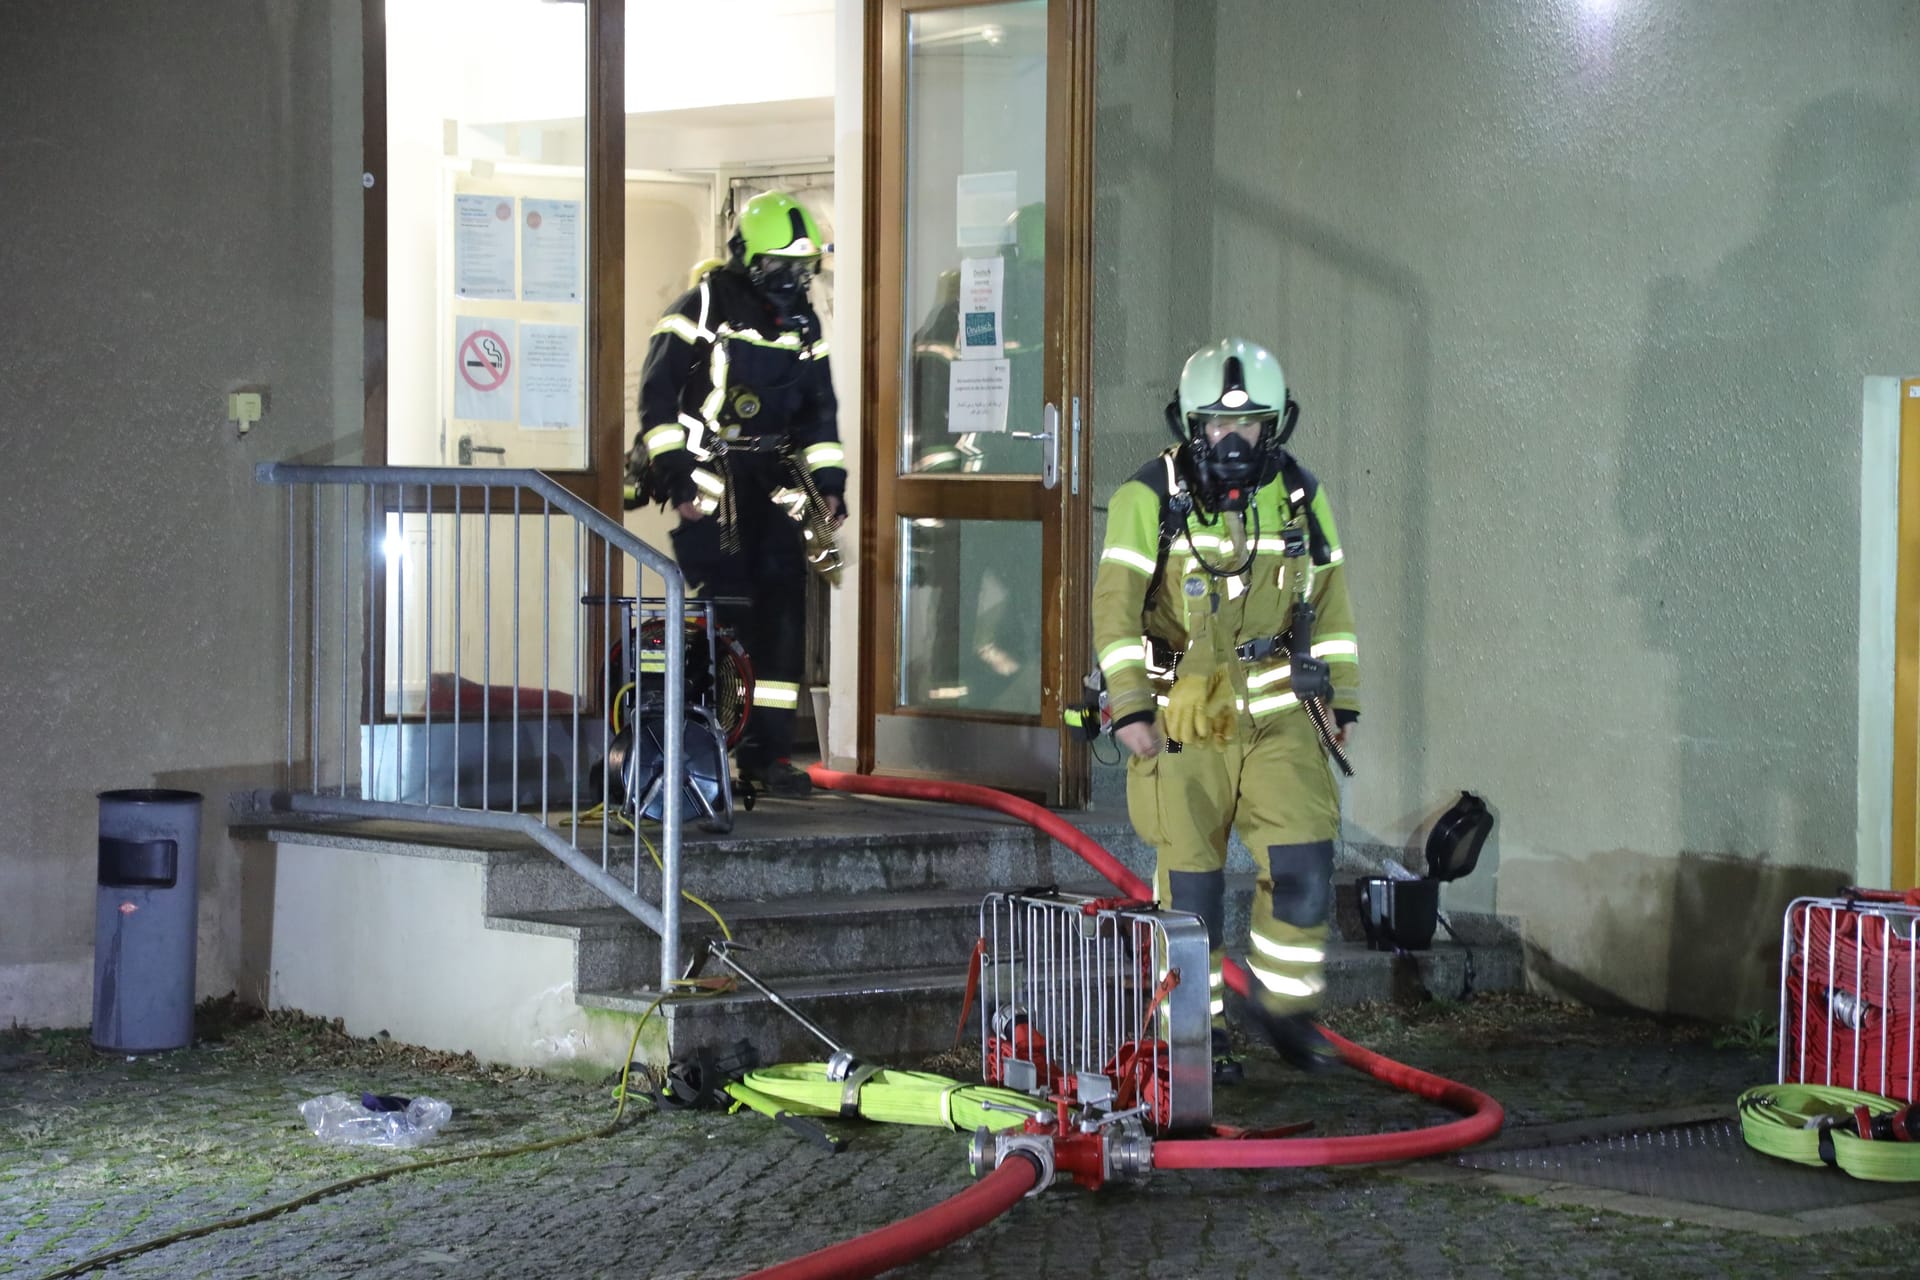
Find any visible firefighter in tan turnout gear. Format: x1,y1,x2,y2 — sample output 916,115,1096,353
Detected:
1093,338,1359,1080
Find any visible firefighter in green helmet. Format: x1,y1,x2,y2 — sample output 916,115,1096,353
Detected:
626,191,845,797
1092,338,1360,1079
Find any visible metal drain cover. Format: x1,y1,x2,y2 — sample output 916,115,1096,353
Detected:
1455,1118,1919,1213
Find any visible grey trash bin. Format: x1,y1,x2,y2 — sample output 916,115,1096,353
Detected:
93,788,203,1053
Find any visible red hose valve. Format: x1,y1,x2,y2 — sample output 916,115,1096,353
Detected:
970,1118,1154,1195
1053,1131,1108,1191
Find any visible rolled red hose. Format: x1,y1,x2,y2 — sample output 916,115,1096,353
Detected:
1149,958,1503,1167
807,766,1154,901
740,1156,1040,1280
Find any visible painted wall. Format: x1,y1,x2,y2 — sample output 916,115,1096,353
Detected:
0,3,363,1027
1093,0,1920,1017
627,101,835,174
270,841,613,1070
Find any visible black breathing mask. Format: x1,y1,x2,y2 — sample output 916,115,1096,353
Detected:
1165,397,1300,513
747,257,817,330
1197,428,1264,510
1159,404,1297,514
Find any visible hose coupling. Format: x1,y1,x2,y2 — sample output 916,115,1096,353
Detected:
969,1126,1056,1196
1102,1117,1155,1186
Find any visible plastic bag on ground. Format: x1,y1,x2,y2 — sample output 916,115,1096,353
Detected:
298,1092,453,1149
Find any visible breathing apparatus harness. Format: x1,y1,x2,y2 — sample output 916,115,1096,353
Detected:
627,257,842,580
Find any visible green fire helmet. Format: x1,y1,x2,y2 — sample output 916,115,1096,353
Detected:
733,191,824,265
1177,337,1286,427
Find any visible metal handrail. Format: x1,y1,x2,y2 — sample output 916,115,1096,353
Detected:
256,462,687,989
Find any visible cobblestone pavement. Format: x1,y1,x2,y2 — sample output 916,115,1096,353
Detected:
2,997,1911,1279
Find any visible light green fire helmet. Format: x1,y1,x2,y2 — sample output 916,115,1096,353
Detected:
731,191,825,265
1176,337,1288,430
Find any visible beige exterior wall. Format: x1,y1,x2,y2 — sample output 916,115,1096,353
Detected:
1092,0,1920,1018
0,2,364,1028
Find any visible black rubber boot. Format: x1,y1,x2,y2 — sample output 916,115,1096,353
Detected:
745,757,813,798
1211,1027,1244,1087
1248,1007,1340,1074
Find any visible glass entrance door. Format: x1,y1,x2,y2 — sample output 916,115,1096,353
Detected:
864,0,1094,803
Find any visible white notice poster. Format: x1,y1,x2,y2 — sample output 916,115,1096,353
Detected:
957,257,1004,361
956,171,1019,247
521,199,582,303
455,194,517,300
947,358,1011,435
519,324,582,430
453,316,516,420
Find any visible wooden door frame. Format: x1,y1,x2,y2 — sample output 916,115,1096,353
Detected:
856,0,1095,805
1893,376,1920,890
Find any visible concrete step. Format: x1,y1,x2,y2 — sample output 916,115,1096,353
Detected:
581,966,973,1067
488,886,1061,988
481,820,1149,917
581,935,1523,1067
491,868,1517,999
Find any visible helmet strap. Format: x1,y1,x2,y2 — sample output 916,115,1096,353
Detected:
1162,398,1186,444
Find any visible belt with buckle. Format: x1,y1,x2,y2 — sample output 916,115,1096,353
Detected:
1233,633,1287,663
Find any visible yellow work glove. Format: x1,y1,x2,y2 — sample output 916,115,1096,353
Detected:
1163,669,1212,747
1165,666,1238,747
1202,665,1238,741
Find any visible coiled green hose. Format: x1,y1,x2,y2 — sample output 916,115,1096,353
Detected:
1737,1083,1920,1181
733,1063,1045,1132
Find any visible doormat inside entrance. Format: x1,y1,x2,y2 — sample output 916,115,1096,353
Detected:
1454,1118,1920,1214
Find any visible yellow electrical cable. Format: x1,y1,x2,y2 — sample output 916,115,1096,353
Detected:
633,824,731,943
609,992,670,1113
1737,1083,1920,1182
610,682,636,735
560,805,731,943
59,756,748,1276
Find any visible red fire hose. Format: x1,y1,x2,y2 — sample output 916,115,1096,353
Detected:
804,768,1155,902
1154,958,1503,1168
744,766,1505,1280
742,1156,1040,1280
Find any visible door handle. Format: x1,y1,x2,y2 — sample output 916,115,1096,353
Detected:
458,434,506,466
1008,402,1061,490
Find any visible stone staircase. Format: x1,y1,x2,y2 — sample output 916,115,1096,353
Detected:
463,793,1526,1066
247,790,1524,1070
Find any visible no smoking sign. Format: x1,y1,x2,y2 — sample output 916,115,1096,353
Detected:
461,329,511,390
454,317,516,420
